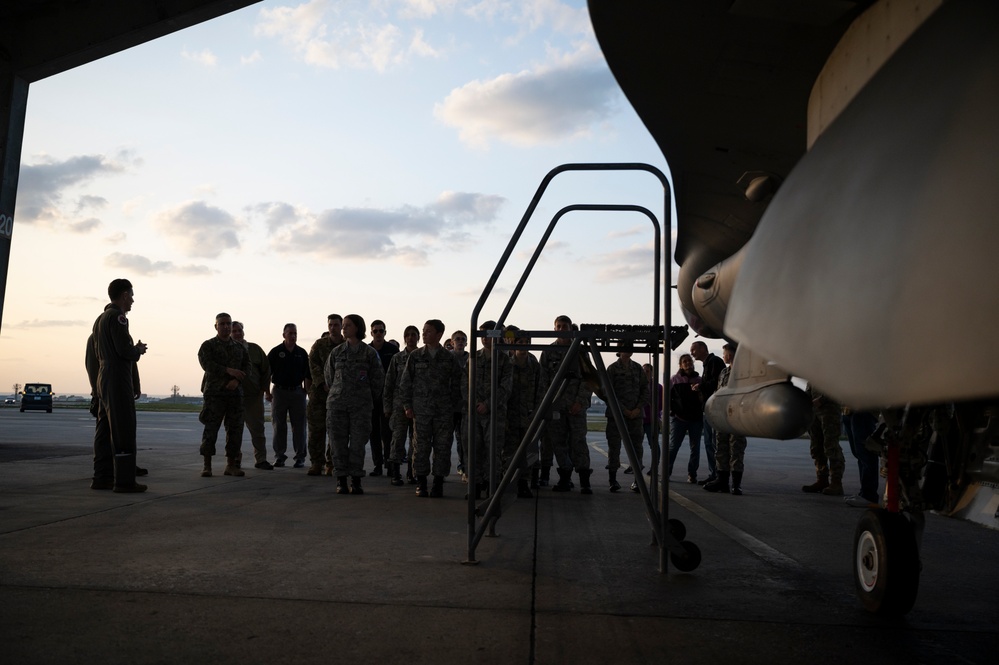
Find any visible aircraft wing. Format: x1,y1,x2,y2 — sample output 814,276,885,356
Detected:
589,0,873,339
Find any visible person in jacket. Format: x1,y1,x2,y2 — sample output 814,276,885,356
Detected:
667,354,703,483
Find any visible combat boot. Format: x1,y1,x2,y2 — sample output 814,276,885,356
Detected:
369,464,383,477
822,477,844,496
517,477,533,498
609,469,621,493
307,463,323,476
201,455,212,478
415,475,429,497
703,470,730,493
579,469,593,495
430,475,444,498
390,462,405,486
731,471,744,496
552,468,573,492
350,476,364,495
224,458,245,477
802,472,829,493
113,453,147,493
90,477,114,490
336,476,350,494
538,465,551,487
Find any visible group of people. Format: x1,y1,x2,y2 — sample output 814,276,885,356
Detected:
84,277,677,503
666,341,744,494
667,338,881,505
803,384,881,508
194,311,665,499
88,277,880,507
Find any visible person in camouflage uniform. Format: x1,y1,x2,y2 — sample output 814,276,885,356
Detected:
383,325,420,486
462,321,513,499
704,343,748,495
231,321,272,470
504,325,542,498
540,315,593,494
803,382,846,495
367,319,398,477
307,314,343,476
400,319,462,498
604,343,649,493
324,314,384,495
198,312,250,478
450,330,470,481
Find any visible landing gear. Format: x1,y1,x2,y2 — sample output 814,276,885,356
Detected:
853,508,921,616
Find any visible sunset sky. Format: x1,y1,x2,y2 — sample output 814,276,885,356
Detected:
1,0,707,397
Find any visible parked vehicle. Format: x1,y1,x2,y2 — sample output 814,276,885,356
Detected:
20,383,53,413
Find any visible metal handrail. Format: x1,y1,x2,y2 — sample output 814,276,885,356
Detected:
465,162,671,566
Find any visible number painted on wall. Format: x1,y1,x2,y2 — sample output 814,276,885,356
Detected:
0,213,12,239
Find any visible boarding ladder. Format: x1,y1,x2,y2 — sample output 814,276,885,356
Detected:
464,163,701,573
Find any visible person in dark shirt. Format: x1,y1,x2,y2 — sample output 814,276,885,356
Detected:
691,340,725,484
267,323,311,467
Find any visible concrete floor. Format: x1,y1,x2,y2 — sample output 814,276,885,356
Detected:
1,409,996,664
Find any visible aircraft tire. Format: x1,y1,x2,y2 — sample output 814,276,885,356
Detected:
853,508,920,616
670,541,701,572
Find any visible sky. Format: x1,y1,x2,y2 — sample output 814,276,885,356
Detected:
1,0,710,398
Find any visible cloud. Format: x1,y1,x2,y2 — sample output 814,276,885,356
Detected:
75,195,108,213
69,218,102,234
121,197,144,217
516,238,568,262
464,0,593,39
248,201,302,234
106,231,127,244
181,48,218,67
4,319,89,330
260,190,505,263
434,51,620,148
104,252,214,276
408,28,441,58
255,0,441,71
152,201,242,259
399,0,459,20
517,0,593,36
15,153,131,226
592,243,656,281
241,50,263,65
606,225,645,240
428,190,505,223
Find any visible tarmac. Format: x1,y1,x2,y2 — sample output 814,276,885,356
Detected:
1,409,997,664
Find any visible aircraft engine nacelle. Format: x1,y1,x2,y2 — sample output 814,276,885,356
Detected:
706,381,812,440
690,246,745,339
705,343,812,440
